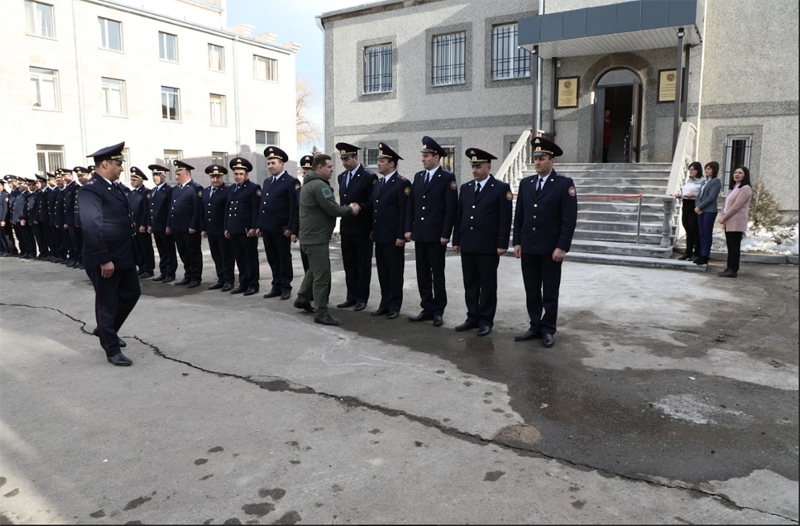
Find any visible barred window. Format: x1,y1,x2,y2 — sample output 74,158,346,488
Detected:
440,146,455,173
432,32,466,86
492,24,529,80
255,130,279,145
364,44,392,93
723,136,751,194
364,148,379,168
36,144,64,173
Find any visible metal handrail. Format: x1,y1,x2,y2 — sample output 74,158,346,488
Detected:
496,129,532,188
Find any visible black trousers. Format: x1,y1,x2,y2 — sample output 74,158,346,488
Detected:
461,252,500,327
341,233,373,303
33,223,48,257
725,231,743,272
133,232,155,272
681,199,701,257
230,234,260,290
68,225,83,262
51,225,67,258
86,267,141,358
521,253,563,334
263,232,293,292
153,231,178,277
174,230,203,282
42,222,54,256
414,241,447,315
375,241,405,312
0,223,15,254
15,224,35,256
208,233,234,284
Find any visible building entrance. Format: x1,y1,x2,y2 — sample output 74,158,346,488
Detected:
592,68,642,163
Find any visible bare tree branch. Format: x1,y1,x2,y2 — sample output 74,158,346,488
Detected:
296,78,321,149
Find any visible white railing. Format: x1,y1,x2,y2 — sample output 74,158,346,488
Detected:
665,121,698,248
495,129,533,189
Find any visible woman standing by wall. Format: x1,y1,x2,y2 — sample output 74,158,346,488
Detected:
675,161,705,261
716,166,753,278
693,161,722,265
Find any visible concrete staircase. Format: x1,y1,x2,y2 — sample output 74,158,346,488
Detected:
515,162,676,258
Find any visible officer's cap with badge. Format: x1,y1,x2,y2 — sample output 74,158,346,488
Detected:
4,175,17,183
299,155,313,170
87,141,126,165
87,165,95,172
264,146,289,163
130,167,148,181
173,160,194,171
531,136,563,158
335,142,359,159
205,164,228,177
148,164,169,174
465,148,497,165
421,136,448,157
35,173,47,183
378,142,403,163
73,166,91,175
46,172,56,180
229,157,253,173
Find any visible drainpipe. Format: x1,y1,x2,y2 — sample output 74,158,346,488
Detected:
681,44,690,122
536,0,544,134
530,47,538,133
233,36,241,155
549,57,557,139
71,0,88,157
672,27,685,151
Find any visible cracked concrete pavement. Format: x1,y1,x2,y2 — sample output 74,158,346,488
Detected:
0,245,797,524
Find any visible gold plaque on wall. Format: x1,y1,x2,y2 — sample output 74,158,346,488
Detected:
556,77,580,109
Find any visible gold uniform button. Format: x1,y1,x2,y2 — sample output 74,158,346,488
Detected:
472,205,476,209
375,199,379,203
470,216,473,219
533,227,536,231
534,204,538,208
422,206,426,210
470,227,474,230
421,217,424,220
533,215,537,219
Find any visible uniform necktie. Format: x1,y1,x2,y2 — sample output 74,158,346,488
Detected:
536,177,544,194
345,171,352,188
474,181,481,196
210,188,215,198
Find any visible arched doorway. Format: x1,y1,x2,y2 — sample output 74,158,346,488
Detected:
592,68,643,163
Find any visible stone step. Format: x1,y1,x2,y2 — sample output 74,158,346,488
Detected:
576,201,667,213
576,219,673,235
546,163,672,171
563,251,708,270
573,229,669,244
570,178,670,188
569,239,674,258
523,170,670,179
577,210,665,222
576,185,667,194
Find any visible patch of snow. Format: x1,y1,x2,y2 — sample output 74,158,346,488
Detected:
711,222,798,255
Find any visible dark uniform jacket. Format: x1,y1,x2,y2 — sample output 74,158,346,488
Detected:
12,191,29,223
37,187,51,223
147,183,172,233
453,176,513,254
370,173,411,244
405,166,458,242
27,190,39,222
338,164,377,238
201,184,230,237
224,179,260,235
63,181,80,226
54,187,67,227
48,186,61,226
127,186,149,230
512,170,578,254
167,180,203,232
257,171,299,234
78,174,135,270
0,190,9,223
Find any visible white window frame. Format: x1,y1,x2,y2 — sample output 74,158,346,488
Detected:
208,43,225,71
440,145,456,173
432,31,466,86
723,135,752,195
30,66,60,110
209,94,227,126
98,17,123,52
25,0,55,39
364,148,379,168
253,55,278,82
211,152,228,180
101,77,127,117
36,144,64,173
161,86,180,121
255,130,279,146
159,31,178,62
491,23,530,80
163,150,183,180
363,44,392,94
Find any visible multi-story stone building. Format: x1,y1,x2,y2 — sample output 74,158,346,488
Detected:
2,0,300,186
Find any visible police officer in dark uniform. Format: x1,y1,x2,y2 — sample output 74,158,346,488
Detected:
513,137,578,348
62,168,83,267
202,164,234,291
53,172,69,263
292,154,314,273
41,172,58,261
257,146,298,300
4,176,21,256
128,167,155,278
0,178,10,256
225,157,261,296
72,166,93,269
12,179,35,258
30,174,49,259
405,136,458,326
79,141,139,366
370,143,411,319
147,164,178,283
452,148,512,336
334,142,377,311
167,160,203,287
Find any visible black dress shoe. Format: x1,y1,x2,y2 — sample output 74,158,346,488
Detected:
174,278,191,286
542,333,555,348
408,311,434,322
208,281,224,290
387,311,399,320
337,300,356,308
371,308,389,317
477,325,492,337
293,299,315,313
455,320,477,332
514,329,542,341
315,314,341,326
139,271,154,279
354,302,367,312
243,287,258,296
718,269,738,278
152,274,166,282
92,327,126,348
220,283,233,292
162,275,175,283
433,315,444,327
281,291,291,300
263,289,282,299
107,353,132,366
694,257,708,265
230,285,247,294
77,263,84,270
678,254,692,261
187,281,201,288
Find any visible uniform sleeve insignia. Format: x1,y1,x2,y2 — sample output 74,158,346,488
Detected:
568,186,577,197
403,186,411,196
197,190,203,197
294,183,301,190
506,191,513,201
146,193,151,199
322,187,333,198
256,189,262,197
450,180,457,190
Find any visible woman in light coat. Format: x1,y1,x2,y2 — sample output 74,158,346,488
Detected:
693,161,722,265
674,161,705,260
717,166,753,278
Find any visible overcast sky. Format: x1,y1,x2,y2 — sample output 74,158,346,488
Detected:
226,0,369,152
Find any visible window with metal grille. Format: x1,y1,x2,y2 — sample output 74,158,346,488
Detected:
161,86,180,120
255,130,279,145
98,17,122,51
36,144,63,173
492,23,529,80
210,94,226,125
364,148,379,168
723,136,751,194
440,146,456,173
159,32,178,62
30,66,60,110
211,152,228,180
208,44,224,71
163,150,182,181
253,55,277,81
25,1,55,38
102,77,126,116
364,44,392,93
432,32,466,86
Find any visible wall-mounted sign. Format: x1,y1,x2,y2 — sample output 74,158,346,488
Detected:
658,69,678,103
556,77,580,109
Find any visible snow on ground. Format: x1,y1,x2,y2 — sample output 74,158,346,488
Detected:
711,223,799,255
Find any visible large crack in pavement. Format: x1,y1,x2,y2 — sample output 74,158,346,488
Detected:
3,301,797,523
